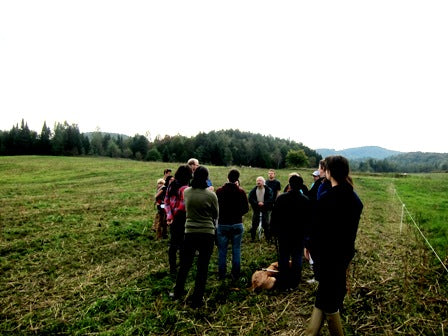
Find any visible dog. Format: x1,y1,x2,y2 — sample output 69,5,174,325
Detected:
250,262,279,291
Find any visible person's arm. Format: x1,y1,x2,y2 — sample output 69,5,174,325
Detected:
240,189,249,215
164,188,173,224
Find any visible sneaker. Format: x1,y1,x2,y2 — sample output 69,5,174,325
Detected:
307,278,317,284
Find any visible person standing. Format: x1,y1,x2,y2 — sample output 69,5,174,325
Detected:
153,178,169,240
305,155,363,336
187,158,214,191
310,170,320,189
266,169,281,199
283,173,309,196
171,166,219,308
308,160,327,201
164,165,192,275
215,169,249,283
163,168,172,181
270,174,311,290
304,160,327,280
248,176,274,241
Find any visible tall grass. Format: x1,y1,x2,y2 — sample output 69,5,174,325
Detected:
1,156,446,335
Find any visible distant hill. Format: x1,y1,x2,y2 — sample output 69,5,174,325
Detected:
316,146,402,160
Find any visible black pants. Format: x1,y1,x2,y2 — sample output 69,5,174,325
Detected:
250,210,271,240
168,212,186,274
314,261,347,313
277,236,304,289
174,232,215,304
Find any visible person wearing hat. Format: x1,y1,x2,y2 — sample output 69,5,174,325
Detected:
308,160,326,202
310,170,320,189
304,161,327,285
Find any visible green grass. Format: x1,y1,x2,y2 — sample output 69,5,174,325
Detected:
393,174,448,260
0,156,447,335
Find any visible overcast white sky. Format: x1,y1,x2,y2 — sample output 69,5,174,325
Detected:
1,1,447,153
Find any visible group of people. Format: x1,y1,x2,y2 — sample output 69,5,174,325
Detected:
150,156,363,336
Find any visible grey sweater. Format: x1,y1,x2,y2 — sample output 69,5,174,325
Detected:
184,187,219,235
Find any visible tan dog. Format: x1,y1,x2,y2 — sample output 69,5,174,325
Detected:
250,262,279,291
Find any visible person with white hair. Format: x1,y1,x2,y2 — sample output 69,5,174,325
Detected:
248,176,274,242
187,158,214,191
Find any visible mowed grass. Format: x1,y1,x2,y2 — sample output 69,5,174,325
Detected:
0,156,447,335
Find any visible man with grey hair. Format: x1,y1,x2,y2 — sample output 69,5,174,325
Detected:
187,158,214,191
248,176,274,242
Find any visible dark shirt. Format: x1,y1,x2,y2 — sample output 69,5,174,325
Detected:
216,182,249,225
266,179,281,197
311,184,363,267
248,185,274,211
308,177,323,201
270,189,311,240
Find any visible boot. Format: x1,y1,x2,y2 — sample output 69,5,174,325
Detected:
304,307,324,336
326,311,344,336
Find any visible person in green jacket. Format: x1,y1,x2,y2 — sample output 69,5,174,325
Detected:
171,165,219,308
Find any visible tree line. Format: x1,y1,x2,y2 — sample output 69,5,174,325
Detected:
0,120,321,168
350,153,448,173
3,120,446,172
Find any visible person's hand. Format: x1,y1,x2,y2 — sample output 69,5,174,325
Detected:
167,219,173,225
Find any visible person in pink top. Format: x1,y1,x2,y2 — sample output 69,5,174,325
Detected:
164,164,192,275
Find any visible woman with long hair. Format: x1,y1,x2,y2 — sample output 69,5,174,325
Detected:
164,164,192,275
171,166,218,308
305,155,363,336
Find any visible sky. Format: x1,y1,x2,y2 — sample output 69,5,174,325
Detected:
1,1,447,153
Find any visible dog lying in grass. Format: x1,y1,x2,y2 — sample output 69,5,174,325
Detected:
250,262,279,291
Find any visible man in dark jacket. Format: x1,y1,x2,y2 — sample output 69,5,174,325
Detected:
216,169,249,281
248,176,274,241
270,174,311,290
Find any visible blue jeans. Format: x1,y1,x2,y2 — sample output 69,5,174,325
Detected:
217,223,244,279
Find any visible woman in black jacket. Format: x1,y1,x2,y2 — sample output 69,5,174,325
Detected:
270,174,311,290
305,155,363,336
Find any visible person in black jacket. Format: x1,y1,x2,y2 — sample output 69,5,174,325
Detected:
216,169,249,282
248,176,274,241
308,160,326,201
305,155,363,336
270,174,311,290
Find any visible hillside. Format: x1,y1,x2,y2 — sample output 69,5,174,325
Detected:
316,146,402,160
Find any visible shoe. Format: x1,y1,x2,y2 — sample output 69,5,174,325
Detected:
307,278,317,284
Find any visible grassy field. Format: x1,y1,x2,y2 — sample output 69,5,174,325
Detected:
1,156,447,335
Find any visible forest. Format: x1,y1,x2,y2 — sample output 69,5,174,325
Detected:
0,120,320,169
1,119,447,172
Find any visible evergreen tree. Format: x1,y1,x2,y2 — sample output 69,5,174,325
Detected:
39,121,52,155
